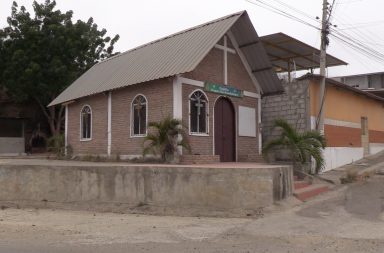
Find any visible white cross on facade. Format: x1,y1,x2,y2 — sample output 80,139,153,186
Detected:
195,97,204,115
214,35,236,85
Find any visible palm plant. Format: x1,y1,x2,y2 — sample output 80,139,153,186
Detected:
143,116,190,162
262,119,326,174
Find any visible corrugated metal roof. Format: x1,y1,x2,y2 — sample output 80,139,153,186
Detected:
49,11,283,106
230,13,283,95
260,33,347,73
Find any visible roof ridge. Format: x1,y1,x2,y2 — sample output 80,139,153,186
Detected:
97,10,245,65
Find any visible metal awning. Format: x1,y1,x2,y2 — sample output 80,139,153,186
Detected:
260,32,347,73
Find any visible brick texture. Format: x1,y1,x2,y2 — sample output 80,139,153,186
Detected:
67,93,108,155
67,37,261,162
111,78,173,156
181,84,261,158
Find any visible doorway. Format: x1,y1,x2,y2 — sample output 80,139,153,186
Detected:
214,97,236,162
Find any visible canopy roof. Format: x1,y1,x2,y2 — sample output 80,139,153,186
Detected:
260,33,347,73
50,11,283,106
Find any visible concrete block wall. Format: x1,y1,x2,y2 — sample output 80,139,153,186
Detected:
262,80,311,142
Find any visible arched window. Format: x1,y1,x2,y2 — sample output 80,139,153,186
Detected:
189,90,208,134
80,105,92,140
132,95,147,136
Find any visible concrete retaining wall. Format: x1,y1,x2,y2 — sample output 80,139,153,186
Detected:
0,163,292,216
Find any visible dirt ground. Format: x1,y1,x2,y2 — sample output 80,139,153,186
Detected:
0,175,384,253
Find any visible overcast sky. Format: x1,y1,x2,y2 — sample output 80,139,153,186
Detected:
1,0,384,77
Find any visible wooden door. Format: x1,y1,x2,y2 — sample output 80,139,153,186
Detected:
214,97,236,162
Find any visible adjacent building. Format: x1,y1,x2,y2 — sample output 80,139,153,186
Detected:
263,74,384,171
334,72,384,90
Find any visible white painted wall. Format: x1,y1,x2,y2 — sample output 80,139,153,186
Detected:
322,147,364,172
369,143,384,155
238,106,256,137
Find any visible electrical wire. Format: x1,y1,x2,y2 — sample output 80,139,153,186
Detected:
245,0,320,30
246,0,384,65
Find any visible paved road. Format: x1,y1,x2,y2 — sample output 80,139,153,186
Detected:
0,176,384,253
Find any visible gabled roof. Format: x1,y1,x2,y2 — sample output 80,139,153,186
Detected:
49,11,282,106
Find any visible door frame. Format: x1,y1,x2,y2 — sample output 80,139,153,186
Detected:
212,96,237,161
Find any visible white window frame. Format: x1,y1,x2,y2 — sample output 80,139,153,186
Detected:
80,104,92,141
130,94,148,137
189,89,209,136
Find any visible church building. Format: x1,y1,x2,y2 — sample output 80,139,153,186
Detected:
49,11,283,163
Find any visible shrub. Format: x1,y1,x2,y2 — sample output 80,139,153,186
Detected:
143,116,190,163
262,119,326,174
47,134,65,158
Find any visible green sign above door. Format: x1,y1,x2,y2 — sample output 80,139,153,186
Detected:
204,82,243,97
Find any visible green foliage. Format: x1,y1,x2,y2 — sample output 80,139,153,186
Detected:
0,1,119,136
262,119,326,174
143,116,190,163
47,133,64,157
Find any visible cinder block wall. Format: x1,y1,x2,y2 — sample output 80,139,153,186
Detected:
261,80,311,163
262,80,311,142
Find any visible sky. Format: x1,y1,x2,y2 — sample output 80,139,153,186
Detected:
1,0,384,77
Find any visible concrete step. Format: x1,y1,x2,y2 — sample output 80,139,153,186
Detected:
293,184,329,201
294,181,311,190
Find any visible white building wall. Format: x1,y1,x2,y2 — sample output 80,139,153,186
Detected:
369,143,384,155
322,147,364,172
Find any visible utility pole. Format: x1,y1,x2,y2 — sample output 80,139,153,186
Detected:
316,0,329,133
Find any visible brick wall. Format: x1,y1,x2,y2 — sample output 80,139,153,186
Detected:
183,43,256,93
67,93,108,155
182,83,260,160
111,78,173,156
67,36,261,162
262,80,311,143
181,43,261,161
67,79,173,156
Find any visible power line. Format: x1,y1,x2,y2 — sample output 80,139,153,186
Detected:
245,0,320,30
269,0,320,23
246,0,384,65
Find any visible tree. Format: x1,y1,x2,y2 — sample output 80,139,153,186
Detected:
0,1,119,136
262,119,326,174
143,116,190,163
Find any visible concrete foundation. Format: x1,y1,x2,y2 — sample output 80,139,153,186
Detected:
0,160,292,216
